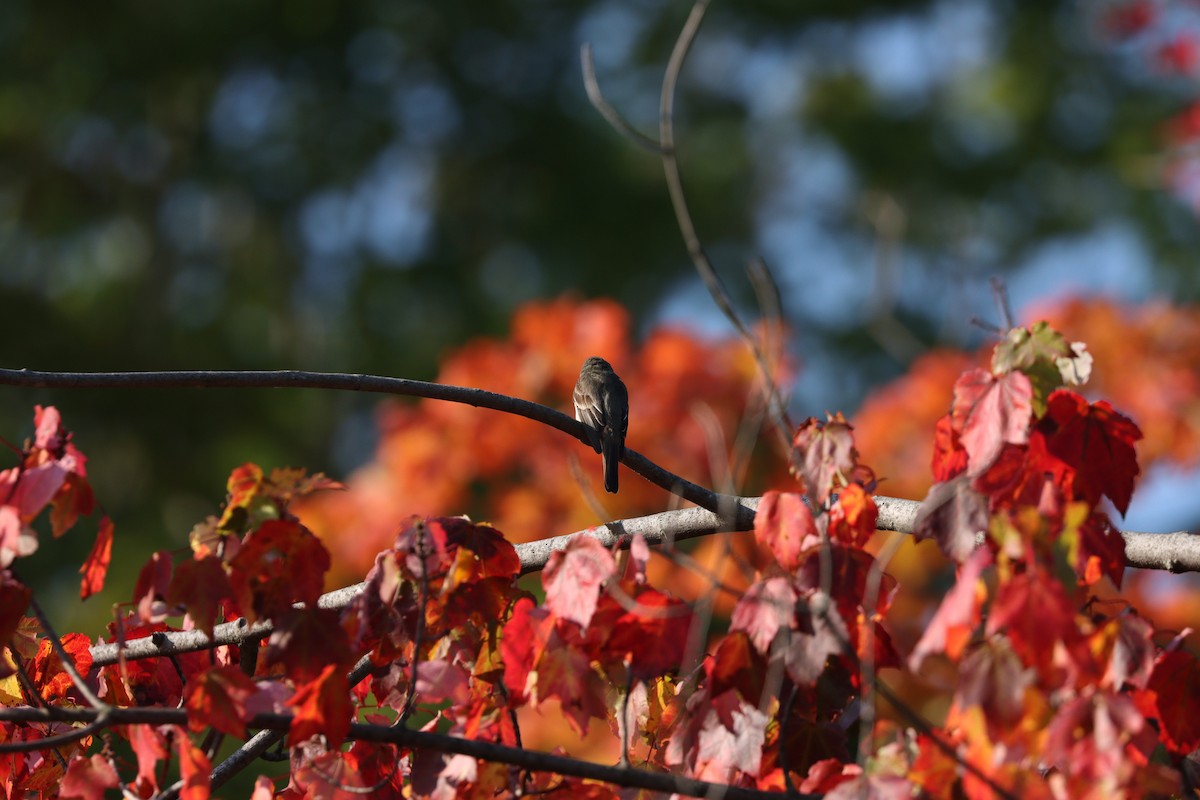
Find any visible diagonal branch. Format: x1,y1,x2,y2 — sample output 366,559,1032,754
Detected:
0,367,745,520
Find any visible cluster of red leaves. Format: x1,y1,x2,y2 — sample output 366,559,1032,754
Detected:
296,297,790,584
897,320,1195,797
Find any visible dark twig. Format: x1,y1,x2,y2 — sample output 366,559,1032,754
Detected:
580,43,664,154
0,704,809,800
0,367,741,520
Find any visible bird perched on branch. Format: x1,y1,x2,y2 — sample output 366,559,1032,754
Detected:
573,356,629,493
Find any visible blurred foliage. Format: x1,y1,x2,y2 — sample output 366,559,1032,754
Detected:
0,0,1195,626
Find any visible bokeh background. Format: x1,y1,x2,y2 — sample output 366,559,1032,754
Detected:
3,0,1199,660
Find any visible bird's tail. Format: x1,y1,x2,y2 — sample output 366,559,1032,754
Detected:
602,431,622,494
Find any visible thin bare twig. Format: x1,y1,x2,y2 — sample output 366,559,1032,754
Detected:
580,43,664,154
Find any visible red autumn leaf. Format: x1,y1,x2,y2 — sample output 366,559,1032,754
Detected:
288,663,352,748
792,414,858,505
986,569,1076,674
440,516,522,585
229,519,331,622
78,516,113,600
665,688,769,782
1139,649,1200,755
827,483,877,547
533,627,609,735
167,554,235,636
913,477,988,563
730,576,797,654
754,490,817,571
783,592,848,686
31,631,92,702
931,415,968,482
129,724,168,796
49,472,95,539
542,535,615,630
502,597,551,703
598,588,692,679
1044,691,1152,782
176,728,212,800
1040,390,1142,515
132,550,173,623
951,638,1033,735
1075,510,1126,587
908,547,990,671
185,664,260,738
0,571,31,645
266,607,354,684
60,754,118,800
226,462,264,510
706,632,767,701
1096,613,1155,691
952,368,1032,477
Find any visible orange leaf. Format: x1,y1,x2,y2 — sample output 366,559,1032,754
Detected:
287,663,351,748
78,516,113,600
176,728,212,800
185,664,259,738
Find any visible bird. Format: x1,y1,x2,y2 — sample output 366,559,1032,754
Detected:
572,356,629,493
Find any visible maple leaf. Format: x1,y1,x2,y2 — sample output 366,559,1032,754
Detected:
1098,613,1155,691
30,631,92,703
267,607,354,685
908,547,990,671
783,591,848,686
77,516,113,600
1043,691,1154,783
792,414,857,506
501,597,543,702
288,663,352,748
827,483,877,547
705,631,768,701
229,519,331,622
132,550,173,623
730,576,797,654
931,414,969,482
913,477,988,563
951,368,1033,477
128,724,168,796
167,554,234,636
541,535,615,630
991,322,1073,414
985,568,1077,676
1137,649,1200,755
799,759,858,793
1040,390,1142,515
754,491,817,571
595,587,692,679
666,688,768,783
950,637,1032,730
60,754,118,800
175,728,212,800
185,664,259,738
534,625,609,735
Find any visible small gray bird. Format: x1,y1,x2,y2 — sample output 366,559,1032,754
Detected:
573,356,629,493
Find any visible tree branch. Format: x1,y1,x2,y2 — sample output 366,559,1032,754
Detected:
88,494,1200,667
0,705,810,800
0,367,744,519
